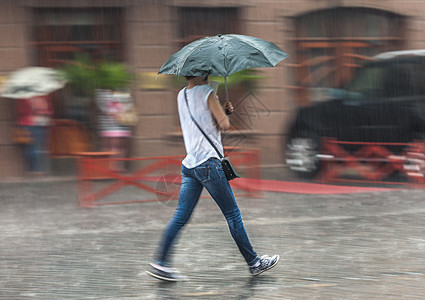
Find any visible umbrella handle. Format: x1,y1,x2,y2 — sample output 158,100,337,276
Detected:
224,76,233,115
224,76,229,104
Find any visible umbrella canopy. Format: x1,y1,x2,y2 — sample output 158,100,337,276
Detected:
1,67,67,99
158,34,288,77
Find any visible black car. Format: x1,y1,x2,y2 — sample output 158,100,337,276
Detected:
285,50,425,178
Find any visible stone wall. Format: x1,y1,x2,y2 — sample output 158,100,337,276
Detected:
0,1,30,178
2,0,425,179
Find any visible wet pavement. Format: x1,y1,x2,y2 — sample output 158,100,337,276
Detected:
1,178,425,299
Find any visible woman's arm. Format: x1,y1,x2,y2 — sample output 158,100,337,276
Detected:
207,92,233,130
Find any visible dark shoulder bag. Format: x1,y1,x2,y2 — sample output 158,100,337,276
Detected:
184,88,240,181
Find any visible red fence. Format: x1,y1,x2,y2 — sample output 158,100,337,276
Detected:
318,138,425,186
77,147,262,208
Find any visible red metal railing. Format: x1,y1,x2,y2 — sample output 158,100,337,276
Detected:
76,147,262,208
318,138,425,186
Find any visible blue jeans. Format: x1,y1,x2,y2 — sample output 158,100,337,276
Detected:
23,126,47,172
155,158,259,267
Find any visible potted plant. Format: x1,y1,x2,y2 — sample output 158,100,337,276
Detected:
61,54,134,96
60,55,135,151
61,54,98,98
96,61,134,91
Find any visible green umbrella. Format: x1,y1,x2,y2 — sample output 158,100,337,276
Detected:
158,34,288,102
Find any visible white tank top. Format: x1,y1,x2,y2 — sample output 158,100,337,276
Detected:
177,85,223,168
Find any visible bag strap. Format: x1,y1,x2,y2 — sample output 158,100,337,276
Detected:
184,87,224,159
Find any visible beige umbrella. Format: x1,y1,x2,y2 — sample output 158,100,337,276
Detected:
1,67,67,99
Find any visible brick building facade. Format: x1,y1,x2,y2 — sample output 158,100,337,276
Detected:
1,0,424,179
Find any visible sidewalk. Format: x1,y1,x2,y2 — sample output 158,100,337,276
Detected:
1,178,425,299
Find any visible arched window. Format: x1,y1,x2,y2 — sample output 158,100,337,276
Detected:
291,7,406,105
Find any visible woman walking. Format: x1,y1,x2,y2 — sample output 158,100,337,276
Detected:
147,76,279,281
16,95,53,175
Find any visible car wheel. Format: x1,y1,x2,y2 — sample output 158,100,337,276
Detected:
285,133,321,179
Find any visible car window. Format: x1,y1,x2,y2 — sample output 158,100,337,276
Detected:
384,63,411,98
346,59,425,99
345,65,387,99
397,61,425,97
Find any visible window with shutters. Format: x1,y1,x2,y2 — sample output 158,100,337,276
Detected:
178,7,240,45
31,8,124,67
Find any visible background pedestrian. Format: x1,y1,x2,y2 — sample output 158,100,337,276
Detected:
15,94,53,175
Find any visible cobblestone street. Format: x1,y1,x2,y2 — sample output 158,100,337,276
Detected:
1,179,425,299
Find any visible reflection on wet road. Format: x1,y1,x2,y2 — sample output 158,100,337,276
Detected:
1,181,425,299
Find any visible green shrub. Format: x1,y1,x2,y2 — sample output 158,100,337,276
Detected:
61,54,134,96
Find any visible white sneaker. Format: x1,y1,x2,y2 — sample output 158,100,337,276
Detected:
146,263,187,282
249,254,280,276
